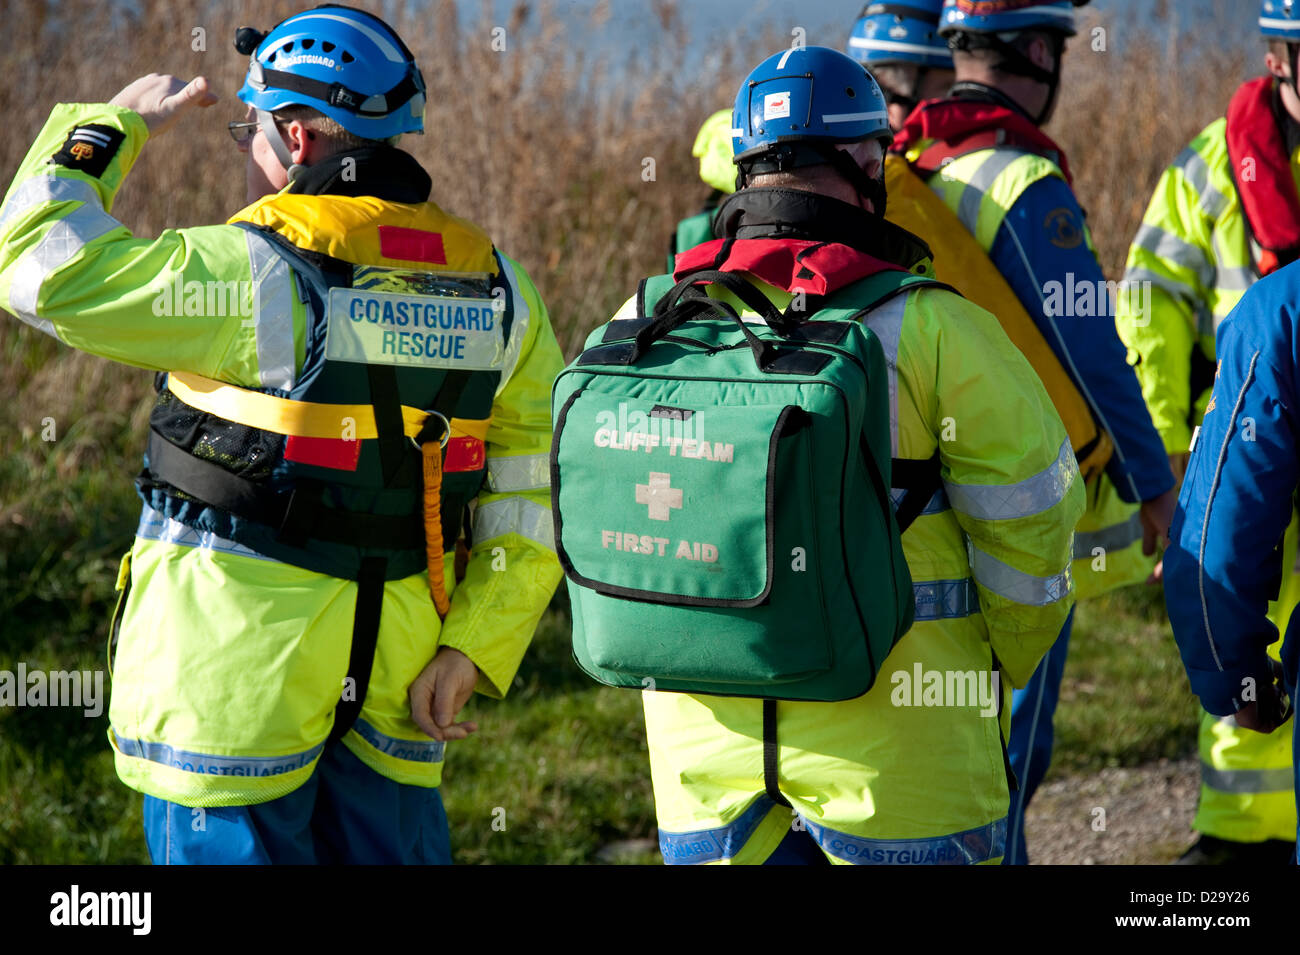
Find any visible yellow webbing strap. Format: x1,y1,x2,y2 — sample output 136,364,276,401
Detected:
883,155,1113,483
422,438,451,620
167,371,489,443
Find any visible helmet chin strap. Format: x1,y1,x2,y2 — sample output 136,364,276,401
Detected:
255,108,305,183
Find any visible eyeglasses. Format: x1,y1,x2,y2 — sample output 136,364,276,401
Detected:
228,118,286,145
228,120,260,145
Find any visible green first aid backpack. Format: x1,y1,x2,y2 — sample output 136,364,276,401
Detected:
550,266,942,701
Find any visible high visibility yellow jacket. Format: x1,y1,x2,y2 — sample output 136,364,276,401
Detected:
633,191,1085,864
0,104,564,807
1116,94,1300,842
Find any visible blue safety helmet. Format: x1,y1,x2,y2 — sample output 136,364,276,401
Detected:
938,0,1081,39
731,47,892,206
1262,0,1300,40
733,46,892,162
849,1,952,69
236,4,426,145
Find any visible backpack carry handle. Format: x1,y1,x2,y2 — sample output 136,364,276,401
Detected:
633,269,798,371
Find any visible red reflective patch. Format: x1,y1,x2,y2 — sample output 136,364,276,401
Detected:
444,436,485,473
284,435,362,472
378,225,447,264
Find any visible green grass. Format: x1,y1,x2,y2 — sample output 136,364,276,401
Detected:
440,594,659,865
1049,582,1201,777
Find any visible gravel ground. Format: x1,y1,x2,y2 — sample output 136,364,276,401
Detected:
1022,756,1200,865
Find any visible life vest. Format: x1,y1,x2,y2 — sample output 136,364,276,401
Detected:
1225,76,1300,278
888,98,1112,482
135,192,517,739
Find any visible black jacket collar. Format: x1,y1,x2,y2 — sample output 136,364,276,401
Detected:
286,146,432,203
949,81,1038,125
712,187,932,271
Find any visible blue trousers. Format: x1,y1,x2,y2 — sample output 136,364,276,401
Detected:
143,740,451,865
1004,607,1075,866
762,825,831,865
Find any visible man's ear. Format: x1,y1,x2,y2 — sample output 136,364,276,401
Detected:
1028,33,1057,72
285,119,315,165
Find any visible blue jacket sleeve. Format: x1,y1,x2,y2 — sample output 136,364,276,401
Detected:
1163,272,1300,716
989,176,1174,504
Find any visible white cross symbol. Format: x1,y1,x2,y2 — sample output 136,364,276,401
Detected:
635,472,683,522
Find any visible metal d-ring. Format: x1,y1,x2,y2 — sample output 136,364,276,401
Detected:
412,410,452,450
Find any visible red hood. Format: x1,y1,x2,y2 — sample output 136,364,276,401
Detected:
892,97,1073,185
673,237,905,297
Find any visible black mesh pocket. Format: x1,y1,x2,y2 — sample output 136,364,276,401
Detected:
150,388,284,483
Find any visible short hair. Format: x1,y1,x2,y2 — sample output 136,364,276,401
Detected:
1269,38,1293,60
747,139,883,191
872,63,920,98
951,28,1059,77
273,104,400,152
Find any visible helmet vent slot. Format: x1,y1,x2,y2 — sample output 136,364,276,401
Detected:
302,38,314,49
341,50,354,63
322,41,335,52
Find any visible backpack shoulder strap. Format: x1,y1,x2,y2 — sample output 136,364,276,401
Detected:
814,270,955,322
815,271,953,535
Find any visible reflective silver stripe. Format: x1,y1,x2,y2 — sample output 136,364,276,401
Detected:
1197,351,1259,675
861,293,906,456
351,717,445,764
803,814,1007,865
474,496,555,549
1216,264,1256,293
0,175,102,230
955,149,1027,234
244,230,296,393
822,110,889,124
969,542,1071,607
912,578,981,622
1172,147,1228,220
847,37,945,57
1132,223,1214,290
1072,512,1141,559
112,730,323,777
9,199,123,339
136,504,277,562
945,438,1076,522
495,254,531,397
1259,16,1300,34
486,452,550,493
1201,762,1294,795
